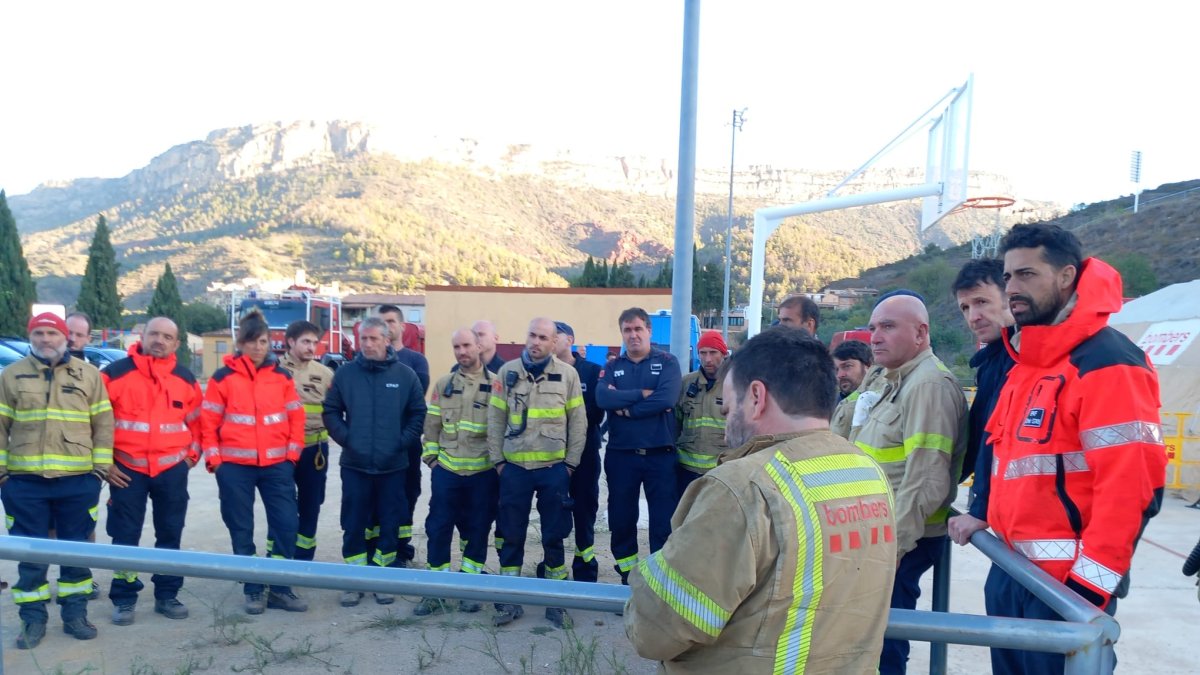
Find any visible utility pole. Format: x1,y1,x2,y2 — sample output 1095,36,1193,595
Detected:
1130,150,1143,213
722,108,747,340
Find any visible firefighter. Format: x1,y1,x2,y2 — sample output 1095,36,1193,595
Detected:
985,224,1167,674
278,320,334,562
414,328,496,615
625,328,896,673
829,340,873,439
551,321,604,582
103,317,202,626
675,330,728,496
0,313,114,648
323,317,426,607
201,309,308,615
596,307,682,583
488,317,586,629
848,294,968,674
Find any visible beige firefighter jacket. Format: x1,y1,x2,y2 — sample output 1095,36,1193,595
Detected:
674,370,727,474
424,367,494,475
625,430,897,674
279,353,334,445
0,354,114,478
848,348,967,558
487,356,586,470
831,365,885,439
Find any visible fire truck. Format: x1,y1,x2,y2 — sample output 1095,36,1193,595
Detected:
229,287,355,367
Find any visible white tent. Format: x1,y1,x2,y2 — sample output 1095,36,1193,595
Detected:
1110,280,1200,495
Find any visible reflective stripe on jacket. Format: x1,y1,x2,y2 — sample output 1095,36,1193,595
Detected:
200,353,304,471
0,354,114,478
848,349,967,558
674,371,726,474
424,368,494,475
102,343,202,477
487,356,586,469
987,258,1167,608
279,353,333,445
625,430,896,673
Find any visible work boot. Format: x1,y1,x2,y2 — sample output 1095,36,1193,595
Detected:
340,591,363,607
154,597,189,620
244,592,266,615
267,590,308,612
373,592,394,605
458,599,482,613
111,604,135,626
63,617,99,640
545,607,573,630
15,622,46,649
413,597,449,616
88,581,101,601
492,603,524,627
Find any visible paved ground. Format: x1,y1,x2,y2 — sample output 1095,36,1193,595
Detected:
2,442,1197,674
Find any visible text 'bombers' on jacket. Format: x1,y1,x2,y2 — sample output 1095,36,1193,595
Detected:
201,353,305,471
987,257,1167,608
103,343,203,476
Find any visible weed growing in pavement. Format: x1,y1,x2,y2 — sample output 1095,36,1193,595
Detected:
465,621,511,673
35,665,98,675
601,649,633,675
415,629,449,670
231,631,340,673
555,629,602,675
530,625,554,636
518,643,537,674
359,608,422,631
130,654,214,675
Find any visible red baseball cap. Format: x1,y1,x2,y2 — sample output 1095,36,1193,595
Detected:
27,312,68,337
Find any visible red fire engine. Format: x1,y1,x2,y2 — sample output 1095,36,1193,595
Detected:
229,287,354,367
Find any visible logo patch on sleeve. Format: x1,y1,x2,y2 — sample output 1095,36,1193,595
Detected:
492,380,504,394
1023,408,1044,428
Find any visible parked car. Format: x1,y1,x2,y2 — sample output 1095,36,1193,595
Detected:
0,343,25,371
0,337,125,372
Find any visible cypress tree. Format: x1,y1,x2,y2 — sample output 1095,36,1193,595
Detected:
0,191,37,335
146,263,190,364
76,215,122,329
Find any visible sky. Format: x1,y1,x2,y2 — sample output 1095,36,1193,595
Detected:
2,1,1197,207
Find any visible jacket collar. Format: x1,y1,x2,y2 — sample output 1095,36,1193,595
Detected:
883,348,934,384
1001,257,1123,367
129,342,176,378
355,346,399,371
720,431,806,464
223,352,280,377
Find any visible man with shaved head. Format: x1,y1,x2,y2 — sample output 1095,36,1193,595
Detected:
472,320,506,374
488,317,586,629
101,317,203,626
849,295,967,675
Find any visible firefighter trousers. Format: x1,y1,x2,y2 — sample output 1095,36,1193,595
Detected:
425,465,497,573
215,461,298,596
604,448,676,579
107,459,189,605
675,464,703,498
498,463,572,579
293,441,328,561
880,535,947,674
342,467,408,568
1,473,101,624
569,443,601,582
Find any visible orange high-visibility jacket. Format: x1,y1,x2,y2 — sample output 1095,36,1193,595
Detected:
103,344,202,477
201,353,304,471
986,258,1167,608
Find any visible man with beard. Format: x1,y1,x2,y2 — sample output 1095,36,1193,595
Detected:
674,330,729,496
0,313,114,647
829,340,872,438
625,327,895,673
488,317,586,629
984,224,1166,674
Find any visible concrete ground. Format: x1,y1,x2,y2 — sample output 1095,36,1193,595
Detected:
2,443,1198,674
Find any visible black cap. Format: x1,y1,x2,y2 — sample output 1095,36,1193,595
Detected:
554,321,574,338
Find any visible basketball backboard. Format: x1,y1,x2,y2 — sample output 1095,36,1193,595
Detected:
922,75,973,231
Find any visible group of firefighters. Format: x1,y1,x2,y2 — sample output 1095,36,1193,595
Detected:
0,223,1173,675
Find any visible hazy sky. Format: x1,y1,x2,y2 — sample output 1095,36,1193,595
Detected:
3,1,1196,206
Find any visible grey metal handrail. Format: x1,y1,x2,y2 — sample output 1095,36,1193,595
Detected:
0,537,1109,674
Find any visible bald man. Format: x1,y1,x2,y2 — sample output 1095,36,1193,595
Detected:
472,320,506,374
848,295,967,675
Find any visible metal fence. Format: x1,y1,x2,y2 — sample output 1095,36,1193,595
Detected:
0,533,1115,674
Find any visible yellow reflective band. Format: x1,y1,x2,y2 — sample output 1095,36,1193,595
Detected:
925,505,951,525
364,526,380,540
854,441,906,464
302,403,323,414
8,454,95,471
765,456,824,673
88,505,98,522
423,443,440,457
615,554,639,573
114,571,139,583
398,525,413,539
303,430,329,444
345,553,367,565
90,400,112,415
526,407,565,419
58,578,95,597
574,546,595,563
457,420,488,434
684,417,726,430
93,447,113,462
429,563,451,571
462,557,485,574
504,449,566,463
500,566,521,576
437,452,492,472
427,404,442,416
565,395,584,411
12,584,51,604
10,408,91,423
443,422,460,433
372,550,397,567
544,563,569,580
5,515,12,529
296,534,317,550
677,449,719,471
638,551,730,638
0,403,14,418
904,432,955,455
489,396,507,411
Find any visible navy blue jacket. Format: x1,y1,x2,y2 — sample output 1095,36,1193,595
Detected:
394,347,430,394
323,348,427,474
966,332,1016,520
596,348,682,451
570,355,605,454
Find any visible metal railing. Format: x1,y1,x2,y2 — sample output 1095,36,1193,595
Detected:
0,535,1115,674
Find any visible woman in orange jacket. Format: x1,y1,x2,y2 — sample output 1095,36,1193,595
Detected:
201,310,308,615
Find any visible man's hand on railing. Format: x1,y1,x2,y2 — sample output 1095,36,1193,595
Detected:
948,513,989,546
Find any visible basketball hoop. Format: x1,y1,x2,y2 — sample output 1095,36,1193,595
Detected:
950,195,1015,215
956,196,1016,259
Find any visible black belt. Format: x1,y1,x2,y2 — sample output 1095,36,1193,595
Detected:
619,446,674,456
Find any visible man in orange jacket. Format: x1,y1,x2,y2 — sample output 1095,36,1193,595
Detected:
103,317,202,626
986,224,1167,674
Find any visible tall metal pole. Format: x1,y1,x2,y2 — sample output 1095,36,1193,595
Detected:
671,0,701,369
722,108,746,341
